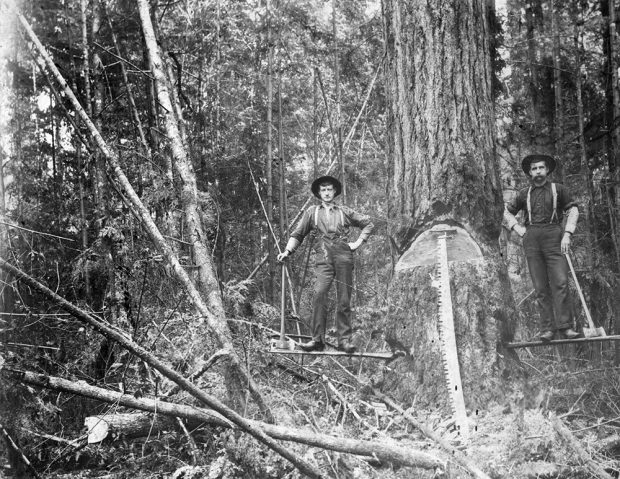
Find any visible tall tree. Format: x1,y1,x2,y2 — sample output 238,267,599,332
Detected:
381,0,516,412
551,0,564,158
265,0,275,303
135,0,271,414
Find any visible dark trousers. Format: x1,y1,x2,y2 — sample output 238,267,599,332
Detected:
523,224,573,331
311,240,354,343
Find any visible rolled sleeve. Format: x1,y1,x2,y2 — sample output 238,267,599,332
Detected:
289,207,314,244
565,206,579,234
505,189,525,216
347,209,374,242
503,207,519,231
504,189,525,230
558,184,578,212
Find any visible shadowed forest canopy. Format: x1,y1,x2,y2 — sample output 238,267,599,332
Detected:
1,0,620,478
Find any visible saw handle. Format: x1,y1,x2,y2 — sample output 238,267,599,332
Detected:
564,253,596,329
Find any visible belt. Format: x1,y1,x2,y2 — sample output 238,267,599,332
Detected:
318,233,348,241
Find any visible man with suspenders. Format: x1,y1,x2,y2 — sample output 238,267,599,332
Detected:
277,176,374,352
504,154,580,341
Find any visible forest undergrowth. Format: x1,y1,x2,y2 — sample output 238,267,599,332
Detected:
3,298,620,479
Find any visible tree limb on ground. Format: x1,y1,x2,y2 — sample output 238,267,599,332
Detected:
373,388,492,479
6,0,271,421
1,422,41,479
5,369,446,472
0,257,319,478
550,413,614,479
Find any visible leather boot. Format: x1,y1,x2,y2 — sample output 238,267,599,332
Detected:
299,340,325,352
560,328,580,340
337,340,357,354
538,330,554,342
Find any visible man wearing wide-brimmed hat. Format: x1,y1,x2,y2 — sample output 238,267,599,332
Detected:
504,154,580,341
278,176,374,353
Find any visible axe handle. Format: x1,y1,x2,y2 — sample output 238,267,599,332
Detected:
280,263,286,342
565,253,596,329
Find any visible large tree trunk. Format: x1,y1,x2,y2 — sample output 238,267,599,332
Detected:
381,0,517,414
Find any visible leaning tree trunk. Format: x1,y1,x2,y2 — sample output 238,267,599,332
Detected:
381,1,517,413
136,0,274,416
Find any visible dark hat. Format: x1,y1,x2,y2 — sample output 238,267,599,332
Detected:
521,154,556,176
311,176,342,198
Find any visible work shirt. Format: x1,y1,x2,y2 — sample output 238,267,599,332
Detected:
290,204,374,245
505,181,578,227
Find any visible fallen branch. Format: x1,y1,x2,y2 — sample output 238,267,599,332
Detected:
373,388,492,479
550,413,614,479
7,369,445,471
1,423,41,479
7,0,271,423
177,418,203,465
597,434,620,454
0,258,316,478
320,375,373,431
163,349,229,398
28,430,83,447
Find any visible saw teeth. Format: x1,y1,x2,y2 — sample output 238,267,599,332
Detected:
435,232,469,441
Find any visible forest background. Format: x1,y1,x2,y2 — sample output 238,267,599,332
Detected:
1,0,620,478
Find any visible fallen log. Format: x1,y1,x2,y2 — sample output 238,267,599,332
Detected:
550,413,614,479
0,258,314,477
7,369,445,471
515,460,590,479
84,413,179,442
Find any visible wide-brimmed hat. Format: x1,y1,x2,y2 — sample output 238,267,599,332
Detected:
522,154,556,175
311,176,342,198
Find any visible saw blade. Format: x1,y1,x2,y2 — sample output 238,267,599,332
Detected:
434,231,469,442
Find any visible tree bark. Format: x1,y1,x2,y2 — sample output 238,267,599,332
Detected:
333,0,345,201
574,17,599,255
381,0,517,412
265,0,275,303
550,414,614,479
136,0,221,317
7,369,445,471
0,135,10,317
608,0,620,284
525,0,542,129
551,0,563,161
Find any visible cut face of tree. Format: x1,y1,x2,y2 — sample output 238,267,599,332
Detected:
381,0,517,417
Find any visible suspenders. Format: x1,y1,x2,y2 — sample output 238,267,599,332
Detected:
526,183,558,224
313,205,345,229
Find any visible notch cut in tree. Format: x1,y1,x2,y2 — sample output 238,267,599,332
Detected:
7,0,271,419
381,1,519,419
